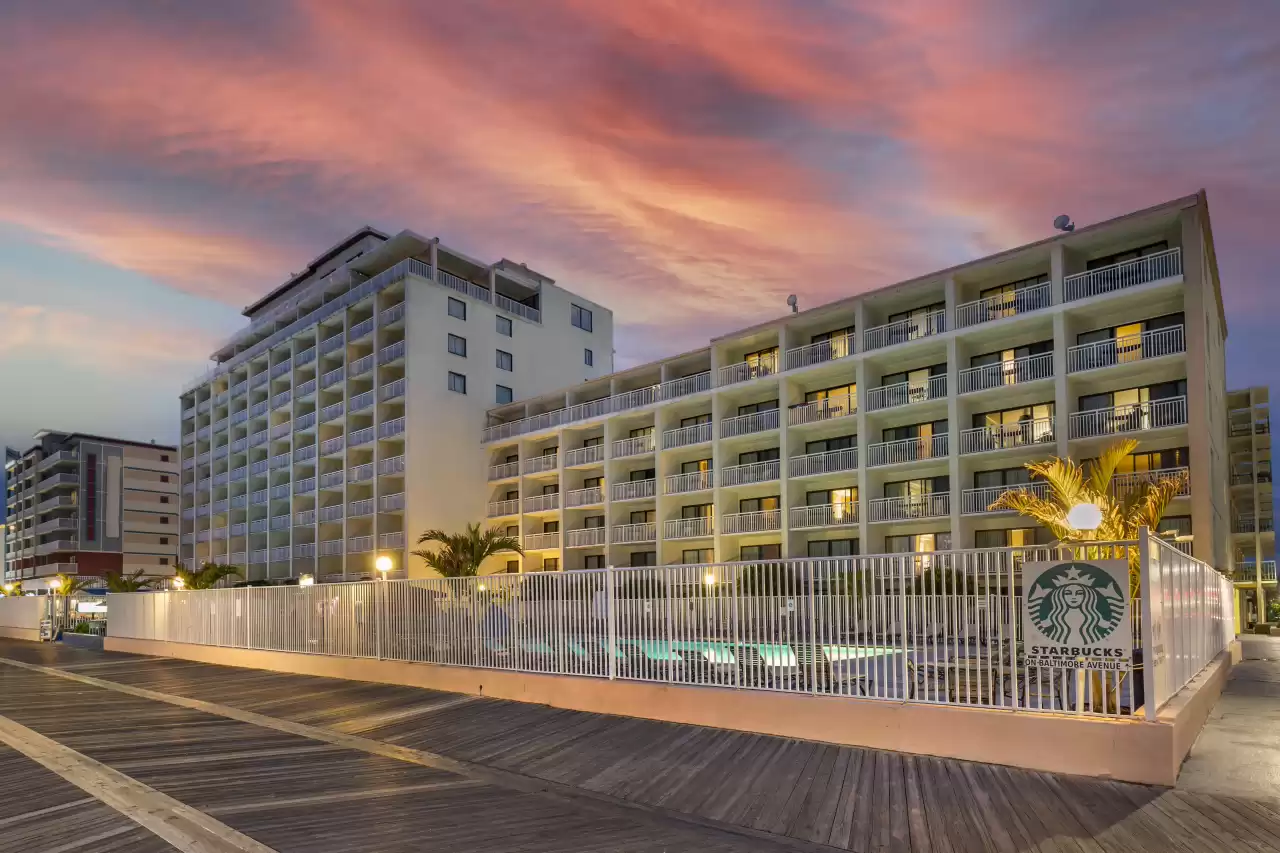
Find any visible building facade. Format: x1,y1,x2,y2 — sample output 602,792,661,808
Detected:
482,193,1230,574
1227,386,1274,627
179,228,613,581
3,432,179,584
1,446,20,582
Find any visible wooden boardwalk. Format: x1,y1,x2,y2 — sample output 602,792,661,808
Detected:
1,639,1279,852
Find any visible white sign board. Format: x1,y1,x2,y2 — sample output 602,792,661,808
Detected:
1022,560,1131,670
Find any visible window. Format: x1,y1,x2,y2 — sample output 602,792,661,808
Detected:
683,548,714,564
582,477,603,491
804,383,856,404
738,496,780,513
541,483,559,495
681,459,712,474
496,350,513,371
159,537,169,545
629,551,657,567
882,420,947,443
448,372,467,394
681,504,714,519
883,477,949,498
630,509,656,524
496,385,513,405
544,558,560,571
975,528,1044,548
160,475,170,483
584,555,606,570
1078,381,1187,412
811,326,855,360
974,467,1031,489
447,334,467,357
887,302,946,341
160,496,170,504
978,274,1051,318
504,454,519,464
1109,447,1190,474
583,436,604,447
806,488,857,521
805,435,856,454
448,297,466,320
808,539,859,558
971,404,1053,445
585,348,594,367
506,560,520,574
159,557,169,566
741,544,782,561
542,520,560,533
738,448,779,465
741,348,779,378
629,468,655,482
160,517,169,524
737,399,778,416
160,454,169,462
1086,241,1169,270
885,532,952,553
571,304,593,331
505,490,519,500
505,525,519,536
584,515,605,529
680,413,712,427
1157,516,1192,539
879,365,945,403
496,316,512,337
629,426,654,438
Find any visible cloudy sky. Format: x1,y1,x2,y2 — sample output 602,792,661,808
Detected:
0,0,1276,451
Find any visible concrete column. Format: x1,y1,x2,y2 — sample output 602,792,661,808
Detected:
1180,207,1214,566
1050,245,1066,306
1052,313,1071,462
946,338,962,546
853,301,870,552
429,239,440,283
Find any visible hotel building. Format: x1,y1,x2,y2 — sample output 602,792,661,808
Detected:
3,432,179,584
482,192,1231,574
1227,386,1274,625
179,228,613,581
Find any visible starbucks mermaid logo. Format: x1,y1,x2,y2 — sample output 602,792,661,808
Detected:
1026,562,1126,645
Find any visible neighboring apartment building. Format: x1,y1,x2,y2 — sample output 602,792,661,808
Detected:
3,432,179,583
1227,386,1274,627
482,192,1230,574
179,227,613,581
1,446,20,581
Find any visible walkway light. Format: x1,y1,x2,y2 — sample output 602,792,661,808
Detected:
172,577,185,590
703,572,716,587
2,583,13,596
375,555,392,580
48,577,63,593
1066,502,1103,531
299,574,315,587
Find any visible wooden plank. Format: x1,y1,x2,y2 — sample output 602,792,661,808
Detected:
826,746,866,851
899,756,931,853
784,744,842,842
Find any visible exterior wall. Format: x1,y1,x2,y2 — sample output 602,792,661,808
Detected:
1227,386,1274,626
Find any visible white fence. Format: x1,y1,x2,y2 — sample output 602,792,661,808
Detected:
106,532,1235,720
0,596,43,631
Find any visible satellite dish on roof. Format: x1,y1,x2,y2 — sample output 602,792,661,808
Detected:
1053,214,1075,233
786,294,798,314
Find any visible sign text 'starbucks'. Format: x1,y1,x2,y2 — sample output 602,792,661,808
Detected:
1021,560,1132,670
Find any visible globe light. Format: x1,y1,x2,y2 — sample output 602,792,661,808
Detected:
172,577,185,590
298,574,315,587
703,572,716,586
375,555,393,580
48,577,63,592
1066,502,1104,531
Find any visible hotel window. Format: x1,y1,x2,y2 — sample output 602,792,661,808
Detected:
681,503,714,519
805,435,856,454
584,555,606,570
447,334,467,357
583,476,603,489
448,297,466,320
974,528,1044,548
738,496,780,513
887,302,946,341
811,326,855,360
496,316,512,337
629,468,655,482
571,304,593,332
542,520,559,533
883,477,948,499
541,483,558,495
1086,240,1169,270
1157,516,1192,540
447,372,466,394
885,532,951,553
974,467,1032,489
585,348,594,366
1079,381,1186,412
544,558,560,571
807,487,857,513
741,544,782,561
629,426,654,438
808,538,859,558
540,445,558,457
160,496,170,504
741,347,779,378
683,548,714,564
630,551,657,567
496,350,513,371
504,454,518,464
882,420,947,449
681,413,712,428
738,448,779,465
583,515,605,529
505,525,519,536
496,385,513,405
880,365,945,403
1075,313,1186,369
978,273,1051,318
583,436,604,447
681,459,712,474
737,399,778,416
506,560,519,574
630,509,656,524
505,490,518,501
1112,447,1190,474
973,403,1054,431
969,341,1052,388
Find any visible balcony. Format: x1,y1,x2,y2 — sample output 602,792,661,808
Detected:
662,422,712,450
270,452,290,469
721,409,779,439
350,354,375,378
249,518,269,534
295,477,316,493
36,495,76,513
378,455,405,476
380,378,406,401
379,340,406,364
378,418,405,439
37,451,77,472
612,434,655,459
1234,516,1275,534
565,445,605,467
961,481,1050,514
954,282,1052,329
789,448,858,478
349,463,374,483
523,493,560,513
866,376,946,412
1069,397,1187,439
489,461,520,480
788,393,856,427
718,353,779,387
524,532,560,550
721,460,779,487
349,426,376,447
318,539,343,557
565,527,606,548
784,333,856,372
863,311,945,352
296,346,316,365
270,513,290,530
348,536,374,553
294,543,316,559
35,537,77,556
296,509,316,526
250,430,269,447
790,503,858,529
869,493,950,523
380,492,405,512
661,371,712,400
297,379,320,399
349,317,375,340
959,418,1055,455
612,479,656,502
319,402,344,423
1067,326,1186,374
665,516,714,539
613,522,656,544
318,505,344,522
294,445,317,463
319,333,344,356
349,498,374,517
959,353,1053,395
320,436,345,456
381,302,405,326
319,471,344,489
565,487,603,507
249,401,269,419
722,509,781,535
270,359,293,379
665,471,713,494
487,498,520,517
866,435,948,467
35,517,77,535
36,473,78,493
1063,247,1182,302
522,454,557,475
320,367,344,389
379,531,406,550
1111,468,1190,498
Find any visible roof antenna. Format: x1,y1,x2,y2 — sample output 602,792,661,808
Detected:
786,294,798,314
1053,214,1075,233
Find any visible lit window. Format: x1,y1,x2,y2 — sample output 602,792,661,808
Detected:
448,372,467,394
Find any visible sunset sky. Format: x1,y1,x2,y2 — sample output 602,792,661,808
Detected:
0,0,1276,452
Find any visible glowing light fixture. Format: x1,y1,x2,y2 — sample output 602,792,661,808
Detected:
172,577,186,590
375,555,393,580
1066,502,1103,531
299,574,315,587
703,572,716,586
48,577,63,593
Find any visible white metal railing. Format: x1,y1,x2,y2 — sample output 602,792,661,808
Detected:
349,317,375,340
296,346,316,365
319,471,344,489
294,543,316,558
348,390,375,412
1064,247,1182,302
270,422,290,440
565,527,606,548
320,436,345,455
959,353,1053,394
722,509,781,535
660,371,712,400
488,499,519,517
523,493,560,512
378,418,405,439
863,310,945,351
270,484,290,500
380,492,405,512
349,463,374,482
320,367,344,389
350,354,375,378
789,503,858,529
495,293,540,324
379,532,406,550
348,426,376,447
564,445,605,467
866,376,946,412
611,434,655,458
380,302,405,326
320,402,345,422
249,518,268,534
249,549,268,564
721,408,779,438
718,353,779,386
784,334,856,371
565,487,603,507
296,509,316,526
664,516,713,539
788,393,856,426
524,532,560,550
320,333,344,355
349,498,375,517
1265,562,1278,582
612,479,656,502
959,418,1056,454
379,340,406,364
317,539,343,556
665,470,713,494
662,422,712,449
612,522,657,544
249,402,268,419
614,386,660,412
295,477,316,493
522,454,557,474
868,493,950,522
378,455,405,476
866,434,948,467
1111,468,1190,498
954,282,1052,328
489,461,520,480
721,460,780,487
270,453,290,469
380,378,406,401
294,445,316,463
270,513,290,530
270,358,292,378
1069,397,1187,439
1066,326,1186,373
961,482,1050,514
788,448,858,478
348,536,374,553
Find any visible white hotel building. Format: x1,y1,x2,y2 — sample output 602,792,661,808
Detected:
482,193,1232,574
179,228,613,580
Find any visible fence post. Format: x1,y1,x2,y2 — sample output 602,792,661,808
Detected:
808,561,819,695
375,580,384,661
1139,526,1157,721
606,565,617,680
244,588,252,649
899,556,910,702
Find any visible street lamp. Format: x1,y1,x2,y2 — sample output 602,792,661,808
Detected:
172,577,185,590
375,555,393,580
703,572,716,587
1066,502,1103,532
48,577,63,594
298,574,315,587
2,583,13,596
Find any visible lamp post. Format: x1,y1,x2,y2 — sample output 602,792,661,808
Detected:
375,555,392,581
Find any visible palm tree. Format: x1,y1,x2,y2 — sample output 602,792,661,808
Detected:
174,562,243,590
106,570,159,593
411,523,522,578
52,574,99,597
0,581,22,597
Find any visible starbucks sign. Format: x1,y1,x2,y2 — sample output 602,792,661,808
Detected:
1021,560,1131,670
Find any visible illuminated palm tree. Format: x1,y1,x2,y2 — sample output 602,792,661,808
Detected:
174,562,243,590
105,570,160,593
51,574,98,597
412,523,523,578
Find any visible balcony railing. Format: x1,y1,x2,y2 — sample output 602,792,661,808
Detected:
349,498,375,517
863,311,945,352
788,393,856,427
612,479,656,502
318,505,343,522
721,408,779,438
789,503,858,529
348,426,376,447
379,340,406,364
320,333,344,356
249,519,269,534
296,346,316,365
320,437,345,455
348,536,374,553
249,430,269,447
524,532,560,550
565,527,606,548
565,487,603,507
665,471,713,494
378,455,405,476
295,477,315,493
378,418,405,439
718,353,779,387
296,509,316,526
318,539,343,557
564,445,605,467
866,375,946,412
1111,467,1190,497
665,516,713,539
1069,397,1188,439
1067,326,1186,373
523,493,559,512
487,499,519,517
866,435,948,467
522,454,557,475
319,402,344,423
294,543,316,558
379,532,406,550
959,418,1055,454
37,451,77,471
496,293,541,324
662,422,711,449
348,390,375,413
270,484,290,500
721,460,779,487
37,473,78,492
612,435,655,458
269,453,290,469
722,509,781,535
319,471,344,489
380,492,405,512
614,386,660,412
961,481,1050,514
788,448,858,478
350,354,375,378
349,463,374,482
489,461,520,480
784,334,856,371
613,522,656,544
1234,516,1275,534
294,445,316,463
661,371,712,400
320,367,344,389
380,378,406,401
954,282,1052,329
869,493,950,522
349,317,374,340
380,302,405,326
959,353,1053,394
270,513,290,530
1063,247,1182,302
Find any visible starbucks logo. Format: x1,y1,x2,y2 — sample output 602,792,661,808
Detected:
1026,562,1125,645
